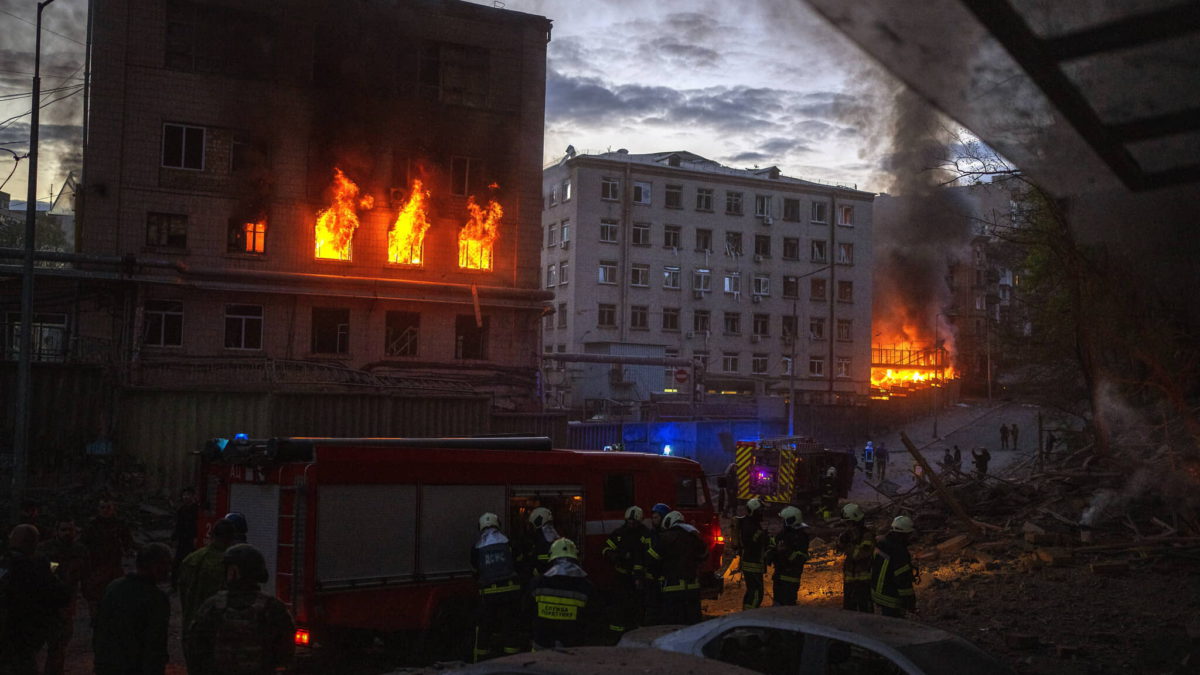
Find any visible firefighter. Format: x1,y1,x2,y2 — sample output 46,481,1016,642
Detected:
736,498,768,610
836,503,875,613
771,506,810,606
819,467,838,520
601,505,656,640
178,519,238,627
871,515,917,618
643,503,672,624
183,544,295,675
524,507,560,575
655,511,707,625
470,513,522,661
527,538,595,650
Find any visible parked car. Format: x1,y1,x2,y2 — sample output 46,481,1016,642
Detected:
422,646,762,674
618,607,1014,675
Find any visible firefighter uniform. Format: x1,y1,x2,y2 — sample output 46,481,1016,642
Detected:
527,540,595,650
871,531,916,618
736,507,768,610
654,513,707,625
771,514,810,606
470,521,523,661
837,522,875,612
601,511,656,639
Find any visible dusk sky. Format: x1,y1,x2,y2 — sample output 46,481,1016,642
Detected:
0,0,907,203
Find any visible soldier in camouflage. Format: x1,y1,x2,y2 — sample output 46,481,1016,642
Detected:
178,519,237,626
183,544,294,675
80,498,134,620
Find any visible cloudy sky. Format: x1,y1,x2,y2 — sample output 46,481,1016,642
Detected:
0,0,905,204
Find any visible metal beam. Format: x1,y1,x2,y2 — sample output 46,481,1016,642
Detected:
1043,4,1200,62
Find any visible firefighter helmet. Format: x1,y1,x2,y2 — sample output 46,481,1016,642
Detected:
624,505,644,521
651,503,671,518
549,537,579,561
891,515,915,533
746,498,763,514
528,507,553,528
826,466,837,478
842,503,865,522
223,544,269,583
662,511,685,529
780,506,806,528
478,512,500,531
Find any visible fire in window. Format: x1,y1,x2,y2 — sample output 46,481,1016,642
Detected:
315,168,373,261
228,218,266,254
389,180,431,265
459,193,502,271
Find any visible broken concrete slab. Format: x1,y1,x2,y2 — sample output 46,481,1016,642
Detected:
937,534,973,554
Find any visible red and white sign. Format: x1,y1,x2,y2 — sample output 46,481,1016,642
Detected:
674,368,690,384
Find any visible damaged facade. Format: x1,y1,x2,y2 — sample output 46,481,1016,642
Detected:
2,0,554,486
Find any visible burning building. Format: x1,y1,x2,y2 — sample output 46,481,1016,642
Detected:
0,0,555,485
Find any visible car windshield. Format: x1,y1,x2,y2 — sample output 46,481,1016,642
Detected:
898,639,1012,675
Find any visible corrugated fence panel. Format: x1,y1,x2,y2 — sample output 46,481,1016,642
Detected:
489,413,569,446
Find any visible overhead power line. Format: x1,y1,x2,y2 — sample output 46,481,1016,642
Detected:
0,7,87,46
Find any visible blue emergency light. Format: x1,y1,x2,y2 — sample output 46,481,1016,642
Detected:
663,444,673,455
234,433,249,441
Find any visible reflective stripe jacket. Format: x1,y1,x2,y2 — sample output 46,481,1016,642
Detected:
736,513,767,575
837,524,875,582
470,529,520,595
772,526,810,583
654,524,707,590
602,521,654,576
526,559,595,648
870,533,916,610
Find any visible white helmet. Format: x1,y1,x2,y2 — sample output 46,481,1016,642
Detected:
891,515,915,533
745,498,763,514
624,505,644,521
529,507,553,528
841,503,865,523
780,506,806,528
662,511,685,529
478,512,500,531
826,466,837,478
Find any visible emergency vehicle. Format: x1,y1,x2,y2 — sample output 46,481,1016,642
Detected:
195,435,724,657
732,436,856,506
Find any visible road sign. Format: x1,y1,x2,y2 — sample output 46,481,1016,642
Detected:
674,368,689,384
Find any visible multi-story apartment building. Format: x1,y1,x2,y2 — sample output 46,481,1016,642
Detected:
71,0,552,407
541,150,874,412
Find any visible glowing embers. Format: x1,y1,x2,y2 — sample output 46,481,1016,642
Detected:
388,180,431,265
315,168,374,260
458,192,502,271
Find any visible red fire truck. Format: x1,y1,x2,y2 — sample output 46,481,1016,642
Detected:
196,435,724,657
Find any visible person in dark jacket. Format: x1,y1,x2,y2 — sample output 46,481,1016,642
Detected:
92,543,173,675
871,516,917,618
1,524,70,675
81,497,135,620
771,507,810,606
184,544,294,675
875,442,890,480
470,513,522,662
39,519,90,675
654,511,707,625
178,519,237,627
601,505,656,640
972,447,992,479
526,538,595,650
171,488,199,587
736,498,768,610
836,504,875,612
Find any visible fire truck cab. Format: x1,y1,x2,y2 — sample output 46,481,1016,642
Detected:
732,436,856,508
196,435,723,656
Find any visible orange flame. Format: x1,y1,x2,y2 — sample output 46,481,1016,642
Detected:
458,196,501,270
315,168,372,260
388,180,431,265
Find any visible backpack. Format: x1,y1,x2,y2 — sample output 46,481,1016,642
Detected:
477,541,516,586
212,593,270,675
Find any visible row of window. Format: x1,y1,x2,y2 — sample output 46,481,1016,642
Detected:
141,300,489,359
147,211,267,254
594,177,854,225
578,264,855,301
543,342,853,378
563,304,854,339
555,220,854,263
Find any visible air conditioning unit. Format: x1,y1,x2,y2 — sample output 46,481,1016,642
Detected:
561,240,570,250
751,294,762,304
763,216,773,225
751,334,761,343
693,290,705,300
753,254,764,263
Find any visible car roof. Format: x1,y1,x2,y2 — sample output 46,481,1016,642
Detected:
425,646,763,674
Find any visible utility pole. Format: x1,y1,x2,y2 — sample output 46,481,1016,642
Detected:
14,0,59,515
786,265,830,436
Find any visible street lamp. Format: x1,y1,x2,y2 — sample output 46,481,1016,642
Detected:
786,265,830,436
13,0,59,516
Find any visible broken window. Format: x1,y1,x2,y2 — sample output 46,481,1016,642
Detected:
146,212,188,249
455,314,489,359
450,156,486,197
311,308,349,355
385,311,420,357
420,42,489,107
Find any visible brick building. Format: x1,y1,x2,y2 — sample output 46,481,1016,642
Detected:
540,150,875,414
